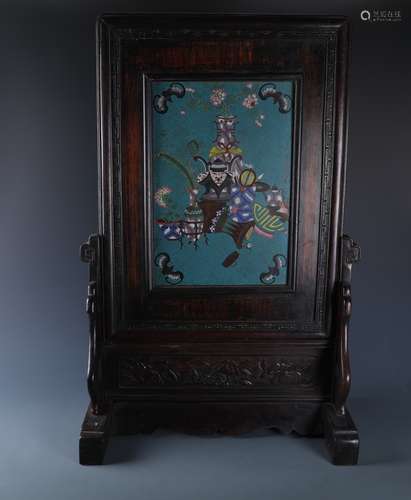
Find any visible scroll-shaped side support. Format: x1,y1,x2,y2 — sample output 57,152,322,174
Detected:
79,234,111,465
335,235,360,415
323,234,360,465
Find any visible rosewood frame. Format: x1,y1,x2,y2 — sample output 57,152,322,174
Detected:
79,14,360,466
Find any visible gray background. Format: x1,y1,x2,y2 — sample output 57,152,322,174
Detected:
0,0,410,498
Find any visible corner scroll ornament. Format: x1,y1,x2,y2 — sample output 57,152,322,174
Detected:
155,252,184,284
260,254,287,285
153,82,186,114
80,234,105,415
333,234,361,416
258,83,292,113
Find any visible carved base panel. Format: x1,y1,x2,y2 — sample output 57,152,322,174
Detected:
119,355,322,389
110,350,332,401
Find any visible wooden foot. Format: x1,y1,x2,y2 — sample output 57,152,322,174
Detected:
79,404,112,465
322,403,359,465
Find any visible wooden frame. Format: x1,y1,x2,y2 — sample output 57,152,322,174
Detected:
79,14,360,466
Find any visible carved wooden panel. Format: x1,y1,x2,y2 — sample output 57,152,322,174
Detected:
118,354,328,390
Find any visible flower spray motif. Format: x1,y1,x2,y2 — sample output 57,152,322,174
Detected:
210,88,227,107
242,90,267,127
155,186,183,241
154,186,172,208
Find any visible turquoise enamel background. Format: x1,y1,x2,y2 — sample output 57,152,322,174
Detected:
151,80,294,286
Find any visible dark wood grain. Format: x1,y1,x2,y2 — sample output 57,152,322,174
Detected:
79,14,359,466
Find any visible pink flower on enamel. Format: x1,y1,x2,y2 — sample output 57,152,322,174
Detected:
242,94,258,109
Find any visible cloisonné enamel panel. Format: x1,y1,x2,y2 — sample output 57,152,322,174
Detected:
151,79,295,287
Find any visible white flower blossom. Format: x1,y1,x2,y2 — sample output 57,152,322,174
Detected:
210,88,226,107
